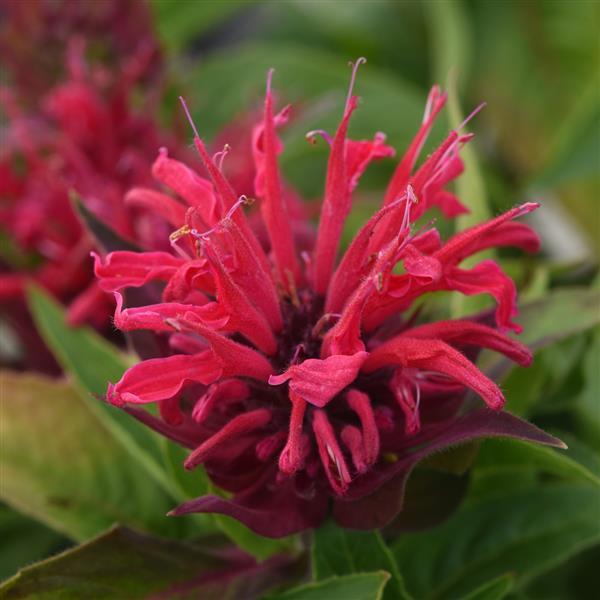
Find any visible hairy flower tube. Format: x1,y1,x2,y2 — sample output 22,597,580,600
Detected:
96,62,563,537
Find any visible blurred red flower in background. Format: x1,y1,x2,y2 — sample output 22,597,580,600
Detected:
94,62,563,537
0,0,179,370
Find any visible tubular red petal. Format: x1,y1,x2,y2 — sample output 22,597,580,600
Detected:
222,218,283,331
203,241,277,354
326,198,406,314
159,395,183,426
253,72,300,285
312,409,352,495
346,389,379,466
341,425,368,474
152,147,219,224
384,85,447,205
279,390,308,474
125,187,187,227
179,316,274,381
363,337,505,410
269,351,368,408
184,408,271,470
192,379,250,424
192,135,271,276
435,203,540,264
404,319,532,366
256,431,287,462
461,221,541,257
447,261,520,332
312,95,359,294
321,279,370,358
113,292,229,333
402,244,442,283
346,133,395,194
108,351,223,406
162,259,215,302
93,250,182,292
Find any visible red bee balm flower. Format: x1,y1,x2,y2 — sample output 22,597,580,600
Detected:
97,62,563,537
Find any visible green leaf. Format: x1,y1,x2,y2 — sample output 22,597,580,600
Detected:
430,3,491,320
312,520,410,600
26,285,178,501
424,0,472,92
474,438,600,486
0,372,179,541
268,572,391,600
391,484,600,599
0,525,286,599
26,285,127,397
531,78,600,188
0,504,69,583
574,331,600,449
460,574,514,600
482,287,600,384
150,0,251,52
72,196,139,253
517,288,600,350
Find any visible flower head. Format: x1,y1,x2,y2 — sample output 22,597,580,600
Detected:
0,33,177,335
97,62,563,537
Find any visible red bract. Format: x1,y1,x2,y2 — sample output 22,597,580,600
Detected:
98,62,563,536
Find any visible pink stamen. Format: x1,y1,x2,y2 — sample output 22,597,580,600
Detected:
178,96,201,139
345,57,367,113
400,184,418,232
189,195,251,240
212,144,230,170
311,312,341,337
290,343,305,364
305,129,333,147
459,102,486,131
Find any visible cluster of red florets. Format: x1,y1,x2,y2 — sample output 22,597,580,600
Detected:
94,62,561,537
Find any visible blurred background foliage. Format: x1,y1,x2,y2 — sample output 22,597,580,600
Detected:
1,1,598,598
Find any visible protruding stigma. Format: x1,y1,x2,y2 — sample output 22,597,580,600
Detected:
305,129,333,147
345,57,367,112
459,102,486,131
178,96,201,139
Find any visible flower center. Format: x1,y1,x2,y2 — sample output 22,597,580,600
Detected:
274,289,325,370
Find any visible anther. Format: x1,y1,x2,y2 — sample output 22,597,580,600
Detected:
285,269,300,307
311,313,341,338
305,129,333,147
399,184,419,233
